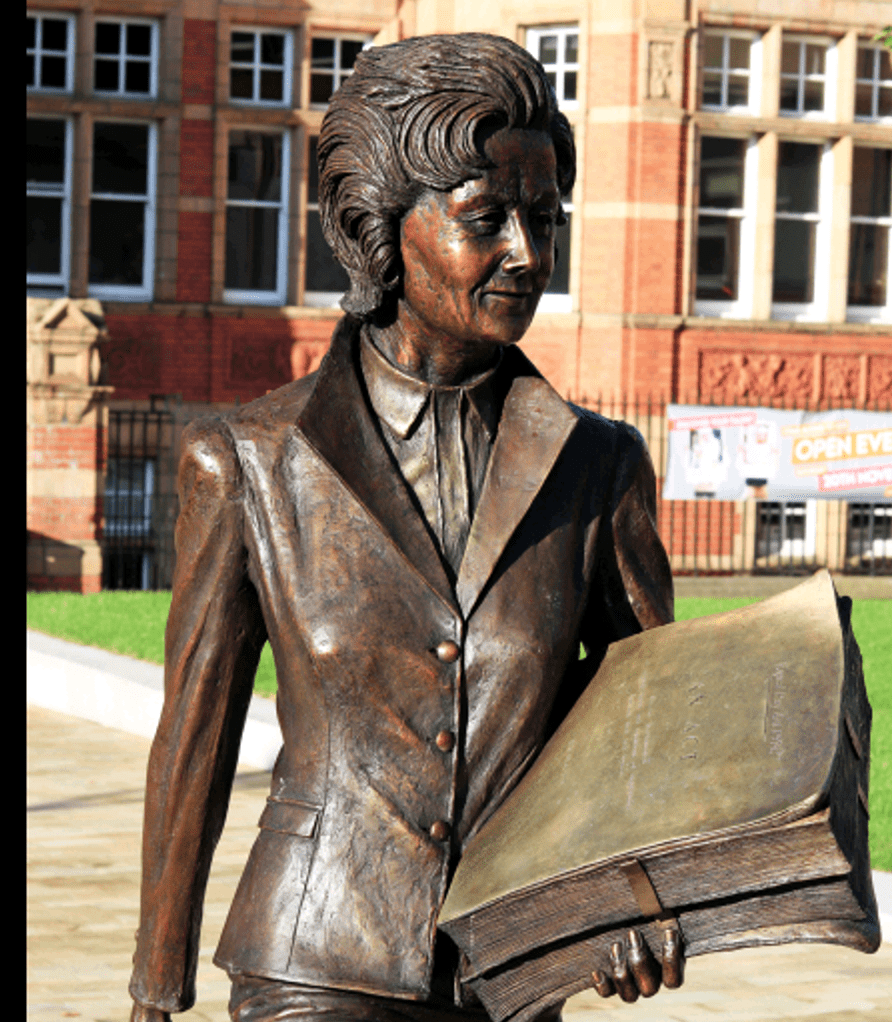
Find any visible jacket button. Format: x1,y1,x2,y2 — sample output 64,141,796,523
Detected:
430,820,451,841
435,640,461,663
435,730,455,752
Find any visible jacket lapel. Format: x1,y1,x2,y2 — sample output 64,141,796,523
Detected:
296,317,457,612
455,348,579,618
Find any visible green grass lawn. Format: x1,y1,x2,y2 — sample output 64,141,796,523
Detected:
27,589,891,869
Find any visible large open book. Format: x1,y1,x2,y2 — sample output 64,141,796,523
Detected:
438,571,879,1022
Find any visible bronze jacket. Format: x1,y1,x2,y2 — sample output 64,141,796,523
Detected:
129,316,674,1012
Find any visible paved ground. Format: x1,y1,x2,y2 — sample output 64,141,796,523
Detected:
27,704,892,1022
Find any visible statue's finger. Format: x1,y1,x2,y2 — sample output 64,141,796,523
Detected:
626,929,661,998
591,969,615,998
661,927,684,989
609,941,639,1003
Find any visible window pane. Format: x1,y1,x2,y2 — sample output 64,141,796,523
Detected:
728,37,750,70
703,34,722,69
41,55,67,88
805,44,825,76
779,78,799,111
96,22,121,55
261,33,284,65
89,200,145,284
304,210,349,292
311,39,335,68
230,67,253,99
855,82,874,117
27,119,65,184
879,85,892,118
227,132,282,202
27,53,35,87
125,61,151,93
307,136,320,204
772,220,816,303
231,32,254,63
127,24,151,57
781,42,800,75
727,74,748,107
28,196,62,274
95,59,120,91
545,211,571,295
851,148,891,217
856,46,875,80
881,48,892,81
776,142,820,214
702,71,722,106
260,69,283,101
538,35,558,64
564,34,578,64
310,73,333,104
93,124,149,194
696,215,740,299
848,224,889,306
803,79,824,111
699,137,745,209
27,16,35,49
42,19,68,51
563,71,577,102
226,206,279,291
341,40,365,70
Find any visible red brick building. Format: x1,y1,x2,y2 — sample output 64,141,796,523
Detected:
27,0,892,590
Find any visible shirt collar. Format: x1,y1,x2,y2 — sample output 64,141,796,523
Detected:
360,330,502,442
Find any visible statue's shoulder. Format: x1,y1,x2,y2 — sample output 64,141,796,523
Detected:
567,402,647,459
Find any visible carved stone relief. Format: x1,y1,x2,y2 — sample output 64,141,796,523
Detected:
647,41,674,100
823,356,860,403
700,351,814,404
868,355,892,403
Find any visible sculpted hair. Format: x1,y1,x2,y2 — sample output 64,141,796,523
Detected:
318,33,576,318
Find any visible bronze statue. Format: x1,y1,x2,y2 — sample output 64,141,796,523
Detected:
129,33,678,1022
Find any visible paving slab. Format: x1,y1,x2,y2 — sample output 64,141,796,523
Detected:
672,574,891,601
27,706,892,1022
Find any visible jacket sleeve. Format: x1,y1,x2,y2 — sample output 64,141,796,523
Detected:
129,419,267,1012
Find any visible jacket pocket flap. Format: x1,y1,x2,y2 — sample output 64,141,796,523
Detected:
258,798,320,837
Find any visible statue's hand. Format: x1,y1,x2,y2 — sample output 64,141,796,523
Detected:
130,1003,171,1022
592,927,683,1002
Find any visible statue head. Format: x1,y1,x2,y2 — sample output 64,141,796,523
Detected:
318,33,576,320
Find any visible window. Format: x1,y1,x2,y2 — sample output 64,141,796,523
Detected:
848,147,891,322
772,141,830,318
756,501,816,562
230,29,292,105
779,36,830,117
309,36,370,106
701,31,757,112
103,457,156,590
526,26,579,109
27,13,74,92
89,122,157,301
855,43,892,121
94,19,158,97
225,130,290,304
695,135,757,317
847,504,892,564
303,136,349,306
27,118,72,293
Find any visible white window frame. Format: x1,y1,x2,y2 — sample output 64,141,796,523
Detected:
27,11,76,93
88,120,157,303
223,128,291,306
229,27,293,107
93,17,159,99
771,140,832,322
695,134,758,319
847,146,892,324
27,116,73,294
308,34,372,109
525,25,580,111
700,29,761,115
779,34,836,120
855,42,892,122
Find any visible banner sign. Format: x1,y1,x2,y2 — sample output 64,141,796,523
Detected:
663,405,892,502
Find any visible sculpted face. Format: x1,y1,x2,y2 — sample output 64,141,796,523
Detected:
398,127,560,350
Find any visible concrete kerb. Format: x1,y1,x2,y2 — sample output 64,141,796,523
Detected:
26,628,892,939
